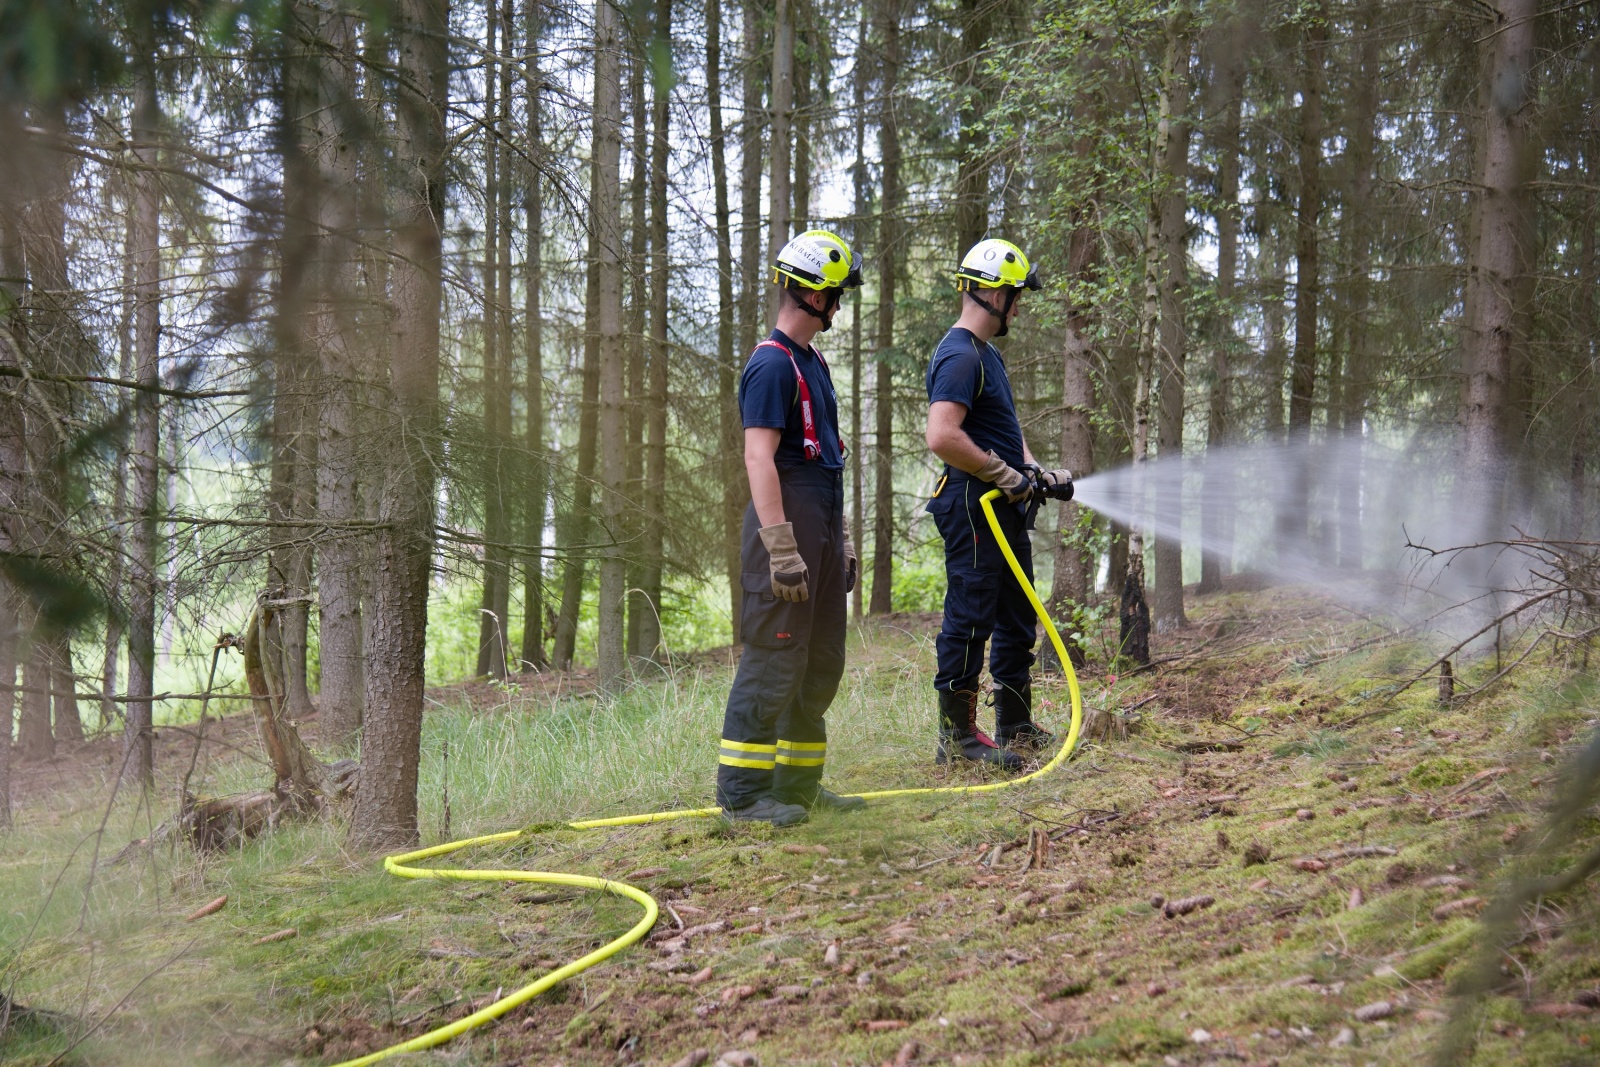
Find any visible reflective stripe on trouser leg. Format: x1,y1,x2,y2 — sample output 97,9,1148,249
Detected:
775,739,826,766
718,739,777,770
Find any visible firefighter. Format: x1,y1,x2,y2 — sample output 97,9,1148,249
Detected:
923,238,1073,770
716,230,867,826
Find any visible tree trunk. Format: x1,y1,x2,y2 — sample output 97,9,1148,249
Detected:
765,0,794,327
349,0,446,853
869,0,902,617
953,0,992,256
625,36,648,662
1197,12,1245,594
793,23,811,227
477,0,511,679
1261,223,1287,441
552,233,600,670
103,210,136,731
50,634,81,743
1461,0,1537,521
1283,1,1325,552
639,0,672,662
520,0,548,671
309,0,366,749
849,5,869,621
1051,223,1097,662
124,21,162,789
594,0,628,692
1338,0,1380,572
242,600,330,803
18,636,51,760
707,0,740,644
1152,9,1191,635
731,0,766,640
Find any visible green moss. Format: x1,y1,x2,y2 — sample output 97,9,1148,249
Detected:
1406,755,1477,789
1059,1017,1186,1060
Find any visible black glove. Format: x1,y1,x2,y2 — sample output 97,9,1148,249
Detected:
1037,468,1074,501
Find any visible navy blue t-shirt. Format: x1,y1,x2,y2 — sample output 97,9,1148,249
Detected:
925,327,1025,469
738,329,844,471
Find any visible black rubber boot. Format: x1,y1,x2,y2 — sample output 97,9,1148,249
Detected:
725,796,809,827
936,690,1023,771
809,787,866,812
995,682,1055,750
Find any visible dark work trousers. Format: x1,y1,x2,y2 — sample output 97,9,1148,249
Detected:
717,465,848,811
929,472,1036,697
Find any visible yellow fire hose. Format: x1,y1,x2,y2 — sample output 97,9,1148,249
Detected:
329,490,1083,1066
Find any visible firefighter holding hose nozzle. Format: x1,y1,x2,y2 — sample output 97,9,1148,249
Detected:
924,239,1073,771
716,230,868,827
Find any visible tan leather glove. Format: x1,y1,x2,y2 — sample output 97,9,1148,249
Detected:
974,450,1033,504
1037,467,1074,500
759,522,810,602
841,514,858,594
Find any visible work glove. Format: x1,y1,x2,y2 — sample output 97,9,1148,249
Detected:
842,515,858,594
974,450,1033,504
1036,467,1074,501
759,522,810,602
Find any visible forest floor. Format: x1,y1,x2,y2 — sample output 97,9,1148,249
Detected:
3,583,1600,1067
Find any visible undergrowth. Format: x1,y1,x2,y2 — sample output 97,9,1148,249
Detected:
2,589,1598,1066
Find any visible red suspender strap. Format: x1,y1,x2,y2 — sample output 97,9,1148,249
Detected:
755,339,823,462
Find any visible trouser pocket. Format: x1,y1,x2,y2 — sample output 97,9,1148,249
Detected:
740,571,812,650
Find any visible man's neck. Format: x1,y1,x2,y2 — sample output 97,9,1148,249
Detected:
774,304,823,349
954,298,999,342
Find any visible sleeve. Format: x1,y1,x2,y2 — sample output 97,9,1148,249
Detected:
739,349,794,430
927,341,982,409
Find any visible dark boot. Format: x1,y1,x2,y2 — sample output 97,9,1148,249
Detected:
809,787,866,812
724,796,809,827
936,690,1022,771
995,682,1055,750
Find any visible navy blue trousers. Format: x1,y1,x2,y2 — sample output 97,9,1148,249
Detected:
716,466,847,810
929,473,1036,695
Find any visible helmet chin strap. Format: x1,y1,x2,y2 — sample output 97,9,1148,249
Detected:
791,287,842,332
966,288,1018,337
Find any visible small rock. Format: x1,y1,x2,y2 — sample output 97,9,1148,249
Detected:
715,1052,758,1067
1347,887,1365,910
824,941,840,966
1353,1000,1393,1022
1415,1009,1448,1023
1164,895,1215,919
1539,750,1553,763
1266,1027,1283,1038
1147,981,1168,997
1329,1026,1355,1048
856,970,874,986
1149,894,1165,910
1243,841,1271,867
670,1052,710,1067
738,1028,759,1043
774,984,809,999
1189,1028,1212,1044
1296,808,1315,821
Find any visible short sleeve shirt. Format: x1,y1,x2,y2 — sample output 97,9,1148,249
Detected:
738,329,845,471
925,327,1025,469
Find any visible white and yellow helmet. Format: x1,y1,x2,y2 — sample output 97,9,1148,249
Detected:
771,229,863,291
954,238,1042,292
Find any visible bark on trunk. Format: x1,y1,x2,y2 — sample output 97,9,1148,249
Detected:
552,235,600,670
349,0,446,853
1197,12,1246,594
1461,0,1538,522
869,0,902,616
309,0,366,749
1152,9,1191,635
594,0,628,692
50,634,81,743
520,0,548,670
18,637,52,760
1283,2,1324,553
0,581,13,827
477,0,511,679
639,0,672,662
765,0,794,327
124,25,162,789
625,37,648,661
953,0,992,256
243,599,330,803
1051,225,1097,666
707,0,740,643
849,5,869,621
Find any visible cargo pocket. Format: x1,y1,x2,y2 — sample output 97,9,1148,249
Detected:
741,571,811,649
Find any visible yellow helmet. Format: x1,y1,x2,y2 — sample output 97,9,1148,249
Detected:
954,238,1042,292
772,230,863,291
